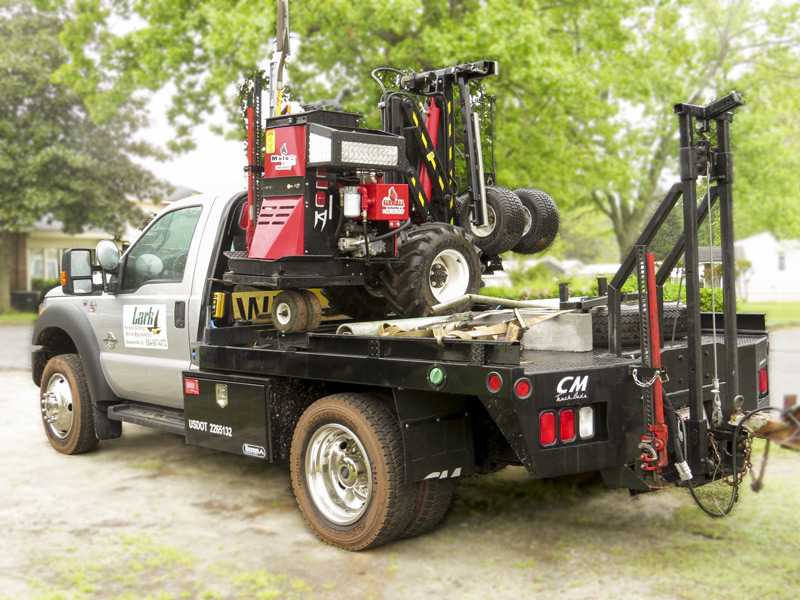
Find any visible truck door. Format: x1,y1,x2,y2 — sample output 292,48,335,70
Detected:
94,204,207,408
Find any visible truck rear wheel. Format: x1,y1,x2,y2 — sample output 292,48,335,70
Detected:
39,354,99,455
402,479,456,538
290,393,417,551
381,223,481,317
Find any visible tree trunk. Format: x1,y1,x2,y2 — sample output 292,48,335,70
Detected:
0,232,12,313
613,214,646,262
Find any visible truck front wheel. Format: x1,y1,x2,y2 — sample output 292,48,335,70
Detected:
39,354,99,454
289,393,417,550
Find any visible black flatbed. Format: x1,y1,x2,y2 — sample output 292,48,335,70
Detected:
197,318,767,409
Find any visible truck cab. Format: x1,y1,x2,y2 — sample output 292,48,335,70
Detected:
34,192,240,411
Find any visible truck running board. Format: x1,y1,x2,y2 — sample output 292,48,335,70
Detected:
107,403,185,436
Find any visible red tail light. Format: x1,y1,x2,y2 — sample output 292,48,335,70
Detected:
486,372,503,394
184,377,200,396
539,411,556,446
514,377,532,399
758,367,769,396
559,409,576,443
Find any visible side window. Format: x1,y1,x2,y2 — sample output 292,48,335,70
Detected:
121,206,202,291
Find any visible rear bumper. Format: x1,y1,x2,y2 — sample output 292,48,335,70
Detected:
487,332,770,485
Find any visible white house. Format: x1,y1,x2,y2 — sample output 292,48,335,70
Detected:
735,232,800,302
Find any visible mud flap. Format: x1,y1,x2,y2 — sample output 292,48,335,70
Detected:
393,389,474,483
94,403,122,440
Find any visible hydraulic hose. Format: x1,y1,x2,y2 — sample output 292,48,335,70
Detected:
687,405,784,518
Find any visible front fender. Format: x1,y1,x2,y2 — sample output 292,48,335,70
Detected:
32,300,121,407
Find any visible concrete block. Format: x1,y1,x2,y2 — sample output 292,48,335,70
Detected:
522,312,593,352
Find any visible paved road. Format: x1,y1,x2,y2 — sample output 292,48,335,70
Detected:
0,325,32,370
767,327,800,407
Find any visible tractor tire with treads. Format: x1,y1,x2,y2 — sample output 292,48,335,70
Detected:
591,302,688,348
512,188,560,254
290,393,417,551
461,186,526,256
381,223,481,317
323,286,388,321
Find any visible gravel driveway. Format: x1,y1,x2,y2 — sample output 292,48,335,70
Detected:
1,325,797,599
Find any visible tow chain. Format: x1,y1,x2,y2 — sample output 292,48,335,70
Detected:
631,367,667,389
724,432,753,488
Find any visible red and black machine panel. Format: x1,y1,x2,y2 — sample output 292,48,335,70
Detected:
230,76,412,288
248,114,410,260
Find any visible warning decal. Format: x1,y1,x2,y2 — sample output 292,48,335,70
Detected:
123,304,168,350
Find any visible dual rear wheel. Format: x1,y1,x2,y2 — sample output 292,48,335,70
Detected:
290,393,456,550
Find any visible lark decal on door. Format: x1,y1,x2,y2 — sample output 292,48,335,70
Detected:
122,304,168,349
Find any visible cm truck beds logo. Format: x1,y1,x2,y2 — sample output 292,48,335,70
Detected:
556,375,589,402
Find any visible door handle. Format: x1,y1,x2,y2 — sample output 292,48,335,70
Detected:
175,301,186,328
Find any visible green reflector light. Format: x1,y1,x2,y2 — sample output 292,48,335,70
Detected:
428,367,445,386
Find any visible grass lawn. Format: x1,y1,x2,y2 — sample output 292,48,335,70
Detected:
740,302,800,329
451,442,799,599
0,310,37,325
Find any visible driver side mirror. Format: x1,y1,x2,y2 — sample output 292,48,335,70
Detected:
60,249,95,295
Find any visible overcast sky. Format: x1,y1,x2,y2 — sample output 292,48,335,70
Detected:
135,88,247,199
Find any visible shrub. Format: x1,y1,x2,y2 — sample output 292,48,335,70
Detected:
31,278,59,292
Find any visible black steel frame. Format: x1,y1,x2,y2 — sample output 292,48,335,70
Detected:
378,60,498,226
605,92,744,438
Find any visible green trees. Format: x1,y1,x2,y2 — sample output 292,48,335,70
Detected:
0,2,163,311
51,0,800,261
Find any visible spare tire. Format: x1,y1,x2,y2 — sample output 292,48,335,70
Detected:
591,302,687,348
460,186,525,256
512,188,560,254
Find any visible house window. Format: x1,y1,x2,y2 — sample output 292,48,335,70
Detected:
778,252,786,271
28,248,63,289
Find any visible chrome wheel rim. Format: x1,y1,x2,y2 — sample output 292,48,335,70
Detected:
41,373,74,440
429,248,471,302
275,301,293,326
521,205,533,237
305,423,373,525
470,205,497,238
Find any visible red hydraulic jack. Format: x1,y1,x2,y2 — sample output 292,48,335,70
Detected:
638,251,670,472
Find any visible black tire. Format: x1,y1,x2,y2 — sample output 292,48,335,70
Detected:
461,186,526,256
323,286,388,321
591,302,687,347
39,354,99,455
289,393,417,551
271,290,309,333
401,479,456,539
301,290,322,331
381,223,481,317
512,188,560,254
